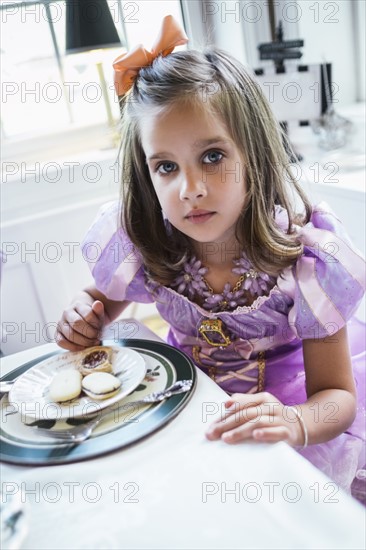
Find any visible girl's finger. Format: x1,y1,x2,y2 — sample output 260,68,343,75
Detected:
220,425,254,444
91,300,105,319
56,338,89,352
216,400,281,428
222,404,271,423
57,320,100,348
206,407,267,440
63,309,100,340
60,318,98,341
74,303,103,329
225,395,259,410
219,416,284,444
224,392,275,411
55,328,94,352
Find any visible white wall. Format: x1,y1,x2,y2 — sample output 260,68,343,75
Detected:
353,0,366,101
199,0,251,63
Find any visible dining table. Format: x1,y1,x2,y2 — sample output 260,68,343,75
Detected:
0,319,364,550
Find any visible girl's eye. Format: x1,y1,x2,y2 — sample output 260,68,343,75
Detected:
156,162,176,175
203,151,223,164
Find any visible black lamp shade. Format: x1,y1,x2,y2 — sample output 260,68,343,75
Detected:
66,0,122,54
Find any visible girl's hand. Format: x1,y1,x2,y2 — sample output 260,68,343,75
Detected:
205,392,303,447
56,300,106,352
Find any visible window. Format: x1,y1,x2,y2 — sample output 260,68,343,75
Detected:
1,0,185,142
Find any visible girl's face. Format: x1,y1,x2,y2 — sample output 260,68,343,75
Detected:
140,102,247,251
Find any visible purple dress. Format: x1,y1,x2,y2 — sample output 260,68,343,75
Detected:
83,200,366,500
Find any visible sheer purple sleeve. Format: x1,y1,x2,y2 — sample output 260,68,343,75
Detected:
277,202,365,339
81,201,153,303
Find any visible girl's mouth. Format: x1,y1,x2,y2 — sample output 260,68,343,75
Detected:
185,210,216,224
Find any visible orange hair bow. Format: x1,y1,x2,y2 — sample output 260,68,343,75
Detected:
113,15,188,96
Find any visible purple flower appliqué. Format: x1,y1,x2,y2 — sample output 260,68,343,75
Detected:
171,257,208,300
170,251,277,311
232,256,276,297
203,283,246,313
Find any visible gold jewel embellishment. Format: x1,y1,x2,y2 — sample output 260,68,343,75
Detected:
257,350,266,392
198,319,232,347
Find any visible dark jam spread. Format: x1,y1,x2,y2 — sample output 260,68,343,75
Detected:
82,350,108,368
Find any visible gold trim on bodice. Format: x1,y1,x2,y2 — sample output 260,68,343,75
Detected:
193,344,266,391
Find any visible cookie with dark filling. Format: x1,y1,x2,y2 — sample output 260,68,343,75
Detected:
79,346,113,376
82,372,121,400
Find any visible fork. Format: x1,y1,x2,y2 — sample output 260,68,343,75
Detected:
32,379,193,444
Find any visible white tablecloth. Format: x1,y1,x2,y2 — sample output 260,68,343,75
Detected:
0,322,364,549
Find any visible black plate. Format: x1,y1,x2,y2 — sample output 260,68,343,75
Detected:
0,339,196,465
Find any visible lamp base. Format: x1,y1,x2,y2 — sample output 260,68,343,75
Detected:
95,60,120,149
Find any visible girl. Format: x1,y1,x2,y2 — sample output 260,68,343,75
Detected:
56,16,365,500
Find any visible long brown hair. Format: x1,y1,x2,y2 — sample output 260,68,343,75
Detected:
118,47,312,285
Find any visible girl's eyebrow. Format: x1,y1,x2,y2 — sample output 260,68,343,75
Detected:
193,137,230,148
147,137,230,161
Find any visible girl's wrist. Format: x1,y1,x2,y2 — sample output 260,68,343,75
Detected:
286,406,308,448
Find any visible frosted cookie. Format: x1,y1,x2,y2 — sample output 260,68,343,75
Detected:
49,370,82,402
79,346,113,376
82,372,121,400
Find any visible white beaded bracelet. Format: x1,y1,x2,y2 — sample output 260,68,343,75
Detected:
287,406,308,448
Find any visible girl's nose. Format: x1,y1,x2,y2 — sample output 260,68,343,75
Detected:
179,172,208,201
